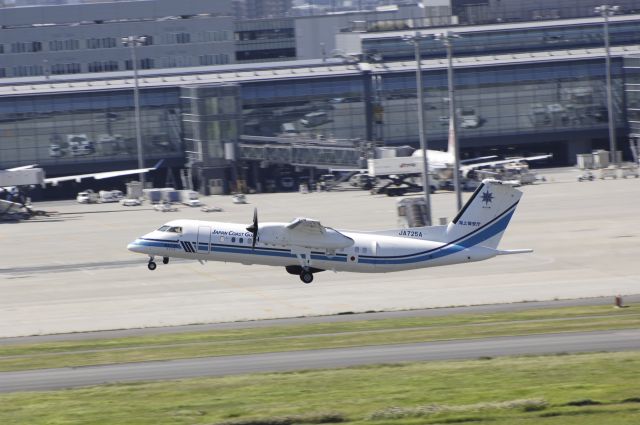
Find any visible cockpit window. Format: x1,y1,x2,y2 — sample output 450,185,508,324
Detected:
158,226,182,233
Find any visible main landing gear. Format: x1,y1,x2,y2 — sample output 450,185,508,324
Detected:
300,270,314,284
147,256,169,270
285,265,323,284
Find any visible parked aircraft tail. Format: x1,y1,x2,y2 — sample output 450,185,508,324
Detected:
446,118,455,155
445,179,522,249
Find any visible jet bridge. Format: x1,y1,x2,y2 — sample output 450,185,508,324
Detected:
0,168,45,187
238,135,369,169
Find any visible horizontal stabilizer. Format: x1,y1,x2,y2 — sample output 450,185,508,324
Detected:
495,248,533,255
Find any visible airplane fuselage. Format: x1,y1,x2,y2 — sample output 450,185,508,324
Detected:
128,219,501,274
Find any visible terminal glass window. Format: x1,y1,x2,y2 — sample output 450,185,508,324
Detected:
0,88,183,169
241,75,367,141
379,58,625,161
11,42,42,53
50,63,82,75
86,38,117,49
49,40,80,51
12,65,43,77
125,59,155,70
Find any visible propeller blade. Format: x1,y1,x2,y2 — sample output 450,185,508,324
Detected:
245,208,258,249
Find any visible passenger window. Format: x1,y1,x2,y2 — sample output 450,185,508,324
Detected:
355,247,360,253
232,237,236,243
362,247,367,254
220,236,224,242
239,238,243,243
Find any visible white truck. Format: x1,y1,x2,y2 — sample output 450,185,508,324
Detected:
76,190,98,203
367,157,442,196
179,190,202,207
98,190,124,203
368,156,423,177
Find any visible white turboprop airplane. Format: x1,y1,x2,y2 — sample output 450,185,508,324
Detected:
128,179,532,283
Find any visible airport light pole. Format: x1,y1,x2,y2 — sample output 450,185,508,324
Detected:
595,5,620,165
435,30,462,211
122,35,147,187
403,32,432,226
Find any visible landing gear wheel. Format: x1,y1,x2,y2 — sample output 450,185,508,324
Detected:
147,261,157,271
300,270,314,284
162,257,169,265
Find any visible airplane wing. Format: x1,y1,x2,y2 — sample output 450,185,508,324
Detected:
461,154,552,175
282,217,353,250
286,218,326,235
44,160,163,186
460,155,498,164
7,165,37,171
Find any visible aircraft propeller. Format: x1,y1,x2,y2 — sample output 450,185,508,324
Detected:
246,207,258,249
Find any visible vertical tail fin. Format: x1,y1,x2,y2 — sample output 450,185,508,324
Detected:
445,179,522,249
447,117,456,155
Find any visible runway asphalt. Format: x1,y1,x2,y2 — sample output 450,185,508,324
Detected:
2,329,638,393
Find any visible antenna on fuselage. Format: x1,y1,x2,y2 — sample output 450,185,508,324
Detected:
246,208,259,249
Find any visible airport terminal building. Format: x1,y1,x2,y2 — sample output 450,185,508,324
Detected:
1,6,640,196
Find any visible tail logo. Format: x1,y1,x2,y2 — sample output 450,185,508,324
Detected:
481,190,494,207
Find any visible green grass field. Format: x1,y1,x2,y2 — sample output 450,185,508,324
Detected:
1,305,638,372
1,305,639,424
1,352,639,425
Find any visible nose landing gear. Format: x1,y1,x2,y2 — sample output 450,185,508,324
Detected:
147,256,170,270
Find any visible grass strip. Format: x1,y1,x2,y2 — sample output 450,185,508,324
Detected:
1,352,639,425
0,305,637,372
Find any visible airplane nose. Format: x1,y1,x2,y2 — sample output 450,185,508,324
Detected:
127,241,141,253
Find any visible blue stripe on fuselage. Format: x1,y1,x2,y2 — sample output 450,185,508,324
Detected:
134,239,180,249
